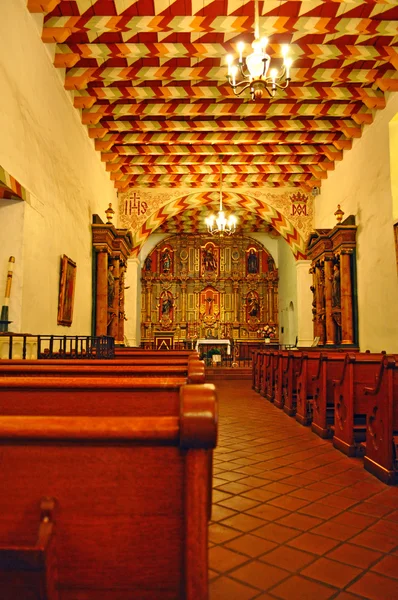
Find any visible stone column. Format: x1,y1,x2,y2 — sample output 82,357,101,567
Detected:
95,249,108,336
296,260,314,347
324,257,334,345
340,250,354,344
124,257,141,347
109,256,120,340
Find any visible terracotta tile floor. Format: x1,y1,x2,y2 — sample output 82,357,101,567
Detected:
208,380,398,600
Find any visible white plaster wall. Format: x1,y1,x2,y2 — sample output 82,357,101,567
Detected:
315,92,398,352
0,200,25,331
276,237,298,346
390,114,398,222
0,1,117,334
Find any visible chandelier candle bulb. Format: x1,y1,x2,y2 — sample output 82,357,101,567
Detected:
225,0,292,101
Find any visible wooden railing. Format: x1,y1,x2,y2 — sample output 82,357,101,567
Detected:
0,334,114,360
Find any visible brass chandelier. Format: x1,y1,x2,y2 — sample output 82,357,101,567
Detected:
226,0,292,101
205,161,237,236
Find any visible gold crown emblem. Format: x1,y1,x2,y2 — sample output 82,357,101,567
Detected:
290,191,308,204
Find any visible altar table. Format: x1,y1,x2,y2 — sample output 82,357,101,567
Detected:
195,339,231,355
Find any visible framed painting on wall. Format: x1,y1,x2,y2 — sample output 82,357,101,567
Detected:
57,255,77,326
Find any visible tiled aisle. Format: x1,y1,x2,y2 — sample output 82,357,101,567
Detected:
209,380,398,600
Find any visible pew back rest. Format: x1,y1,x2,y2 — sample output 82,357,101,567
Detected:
0,384,217,600
0,377,193,416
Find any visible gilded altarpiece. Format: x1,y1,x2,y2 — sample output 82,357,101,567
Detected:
141,235,279,344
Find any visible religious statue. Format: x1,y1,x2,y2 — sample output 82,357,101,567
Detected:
144,255,152,271
107,265,115,306
248,296,259,317
161,248,171,272
161,295,173,315
247,249,258,274
203,247,217,271
332,263,341,307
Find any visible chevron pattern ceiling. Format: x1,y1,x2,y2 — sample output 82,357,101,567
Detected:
28,0,398,195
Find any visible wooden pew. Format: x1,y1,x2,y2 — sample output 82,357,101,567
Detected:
114,348,197,359
265,351,279,403
0,361,205,384
252,350,264,393
260,352,272,397
363,355,398,485
311,352,346,439
274,351,289,409
295,351,322,426
332,353,385,457
0,384,217,600
282,351,302,417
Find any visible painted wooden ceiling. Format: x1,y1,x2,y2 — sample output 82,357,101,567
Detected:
28,0,398,196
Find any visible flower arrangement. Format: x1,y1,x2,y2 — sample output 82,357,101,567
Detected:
258,323,277,339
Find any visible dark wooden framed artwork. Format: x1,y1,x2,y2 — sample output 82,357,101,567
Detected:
57,255,76,326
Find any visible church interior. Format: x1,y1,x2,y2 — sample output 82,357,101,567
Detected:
0,0,398,598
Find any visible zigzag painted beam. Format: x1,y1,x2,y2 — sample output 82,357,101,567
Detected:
42,16,398,42
110,173,320,184
54,43,398,68
117,180,318,191
29,0,398,15
81,101,373,124
88,118,363,138
112,143,343,161
65,67,397,89
117,164,328,176
102,154,334,167
73,86,386,110
113,143,343,160
93,131,352,151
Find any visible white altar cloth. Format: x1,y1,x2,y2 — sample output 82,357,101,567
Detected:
195,339,231,355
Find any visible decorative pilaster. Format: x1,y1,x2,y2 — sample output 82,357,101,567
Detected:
296,260,314,347
324,257,334,345
124,257,141,347
109,256,120,339
340,250,354,344
117,262,126,343
95,249,108,336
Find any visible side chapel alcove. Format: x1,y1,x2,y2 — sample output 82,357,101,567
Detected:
140,235,279,349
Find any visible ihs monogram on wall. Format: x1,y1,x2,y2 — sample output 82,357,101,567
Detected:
123,192,148,217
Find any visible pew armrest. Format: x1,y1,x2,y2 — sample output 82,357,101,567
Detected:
0,498,58,600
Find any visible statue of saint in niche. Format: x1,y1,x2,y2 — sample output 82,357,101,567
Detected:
332,263,341,307
161,295,173,316
161,248,171,272
107,265,115,306
248,294,259,317
247,249,259,273
203,247,217,271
